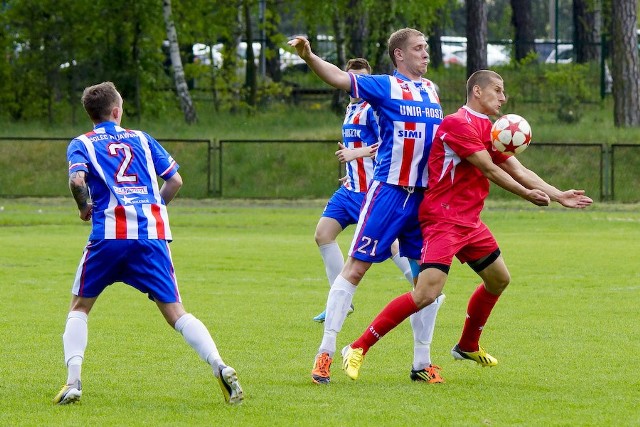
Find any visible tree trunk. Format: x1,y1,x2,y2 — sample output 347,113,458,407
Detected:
265,0,283,83
466,0,487,77
346,0,366,58
132,18,142,120
428,8,445,69
244,0,257,106
331,8,347,115
611,0,640,127
510,0,535,61
573,0,601,63
162,0,197,124
368,0,395,74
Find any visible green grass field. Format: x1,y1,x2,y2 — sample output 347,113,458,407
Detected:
1,198,639,426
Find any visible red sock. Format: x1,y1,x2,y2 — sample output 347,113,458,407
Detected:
458,283,500,352
352,292,419,355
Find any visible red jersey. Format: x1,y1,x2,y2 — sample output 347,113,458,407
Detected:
419,106,510,228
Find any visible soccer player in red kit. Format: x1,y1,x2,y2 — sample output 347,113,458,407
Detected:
341,70,593,380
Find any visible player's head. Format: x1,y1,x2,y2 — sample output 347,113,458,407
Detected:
466,70,506,115
81,81,124,124
346,58,371,75
388,28,426,67
346,58,371,102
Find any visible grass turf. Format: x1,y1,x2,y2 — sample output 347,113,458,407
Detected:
0,198,638,426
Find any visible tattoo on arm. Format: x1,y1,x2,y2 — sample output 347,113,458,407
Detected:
69,171,90,209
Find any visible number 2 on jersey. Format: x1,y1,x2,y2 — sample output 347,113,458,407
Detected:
108,143,138,183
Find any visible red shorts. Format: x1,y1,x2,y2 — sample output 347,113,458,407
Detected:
420,221,498,266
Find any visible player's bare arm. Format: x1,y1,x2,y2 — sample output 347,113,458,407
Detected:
467,150,550,206
335,142,379,163
499,156,593,209
69,171,92,221
287,36,351,91
159,172,183,205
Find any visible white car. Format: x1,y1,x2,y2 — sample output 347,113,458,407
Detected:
545,44,573,64
487,44,510,66
442,45,466,67
192,43,223,67
193,42,304,71
440,40,509,67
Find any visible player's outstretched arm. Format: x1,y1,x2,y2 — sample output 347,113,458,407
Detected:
500,156,593,209
287,36,351,91
553,189,593,209
467,150,550,206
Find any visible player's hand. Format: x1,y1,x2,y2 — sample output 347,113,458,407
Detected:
525,189,550,206
338,175,348,184
556,189,593,209
79,202,93,221
287,36,312,60
335,142,356,163
367,143,379,157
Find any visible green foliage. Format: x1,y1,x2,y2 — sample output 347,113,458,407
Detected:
0,0,171,123
0,0,624,126
544,63,594,123
1,199,639,425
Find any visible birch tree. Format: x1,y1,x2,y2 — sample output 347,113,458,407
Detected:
162,0,197,124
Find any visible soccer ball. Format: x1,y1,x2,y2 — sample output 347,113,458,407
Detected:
490,114,532,155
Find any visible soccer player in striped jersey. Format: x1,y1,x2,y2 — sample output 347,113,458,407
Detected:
53,82,243,405
314,58,413,323
290,28,445,385
341,70,593,381
312,57,443,385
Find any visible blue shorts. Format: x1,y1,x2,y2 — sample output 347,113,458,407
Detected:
348,180,424,263
321,186,366,229
71,239,181,303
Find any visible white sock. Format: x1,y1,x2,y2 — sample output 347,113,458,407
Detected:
63,311,88,384
391,253,414,285
319,275,357,356
175,313,224,376
410,294,445,370
319,242,344,287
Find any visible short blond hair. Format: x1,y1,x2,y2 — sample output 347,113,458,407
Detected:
388,28,425,67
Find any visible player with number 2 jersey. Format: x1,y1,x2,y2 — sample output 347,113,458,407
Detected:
67,124,178,241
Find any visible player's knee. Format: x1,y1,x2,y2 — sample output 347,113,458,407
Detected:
487,273,510,294
411,286,438,308
314,229,334,245
343,263,369,284
414,294,437,309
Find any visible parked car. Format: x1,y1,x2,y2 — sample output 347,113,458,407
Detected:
440,38,510,67
442,45,466,67
545,44,573,64
193,42,305,71
192,42,223,67
544,43,612,93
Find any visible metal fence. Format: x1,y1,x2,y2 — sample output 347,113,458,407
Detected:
1,137,638,202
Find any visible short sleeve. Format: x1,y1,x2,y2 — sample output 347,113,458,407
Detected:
143,132,180,180
67,139,89,175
